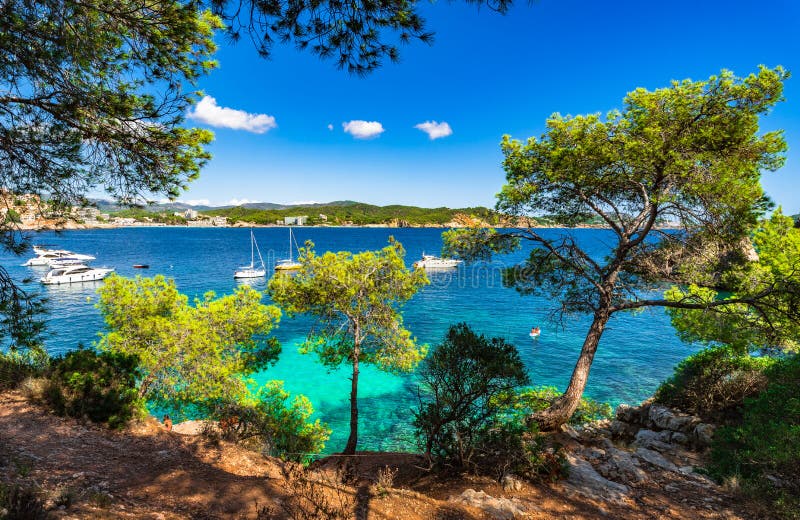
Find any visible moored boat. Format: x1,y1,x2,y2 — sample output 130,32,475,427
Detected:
274,227,302,271
234,229,267,279
413,253,462,269
41,265,114,285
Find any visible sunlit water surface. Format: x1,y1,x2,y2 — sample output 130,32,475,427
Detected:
1,227,697,452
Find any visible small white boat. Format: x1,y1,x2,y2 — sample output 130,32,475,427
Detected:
41,264,114,285
234,230,266,279
413,253,462,269
24,248,95,266
529,328,541,338
274,227,302,271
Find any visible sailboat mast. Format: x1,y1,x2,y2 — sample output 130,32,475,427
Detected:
289,227,293,262
250,229,255,267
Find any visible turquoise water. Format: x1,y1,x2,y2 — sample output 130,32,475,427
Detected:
1,227,698,452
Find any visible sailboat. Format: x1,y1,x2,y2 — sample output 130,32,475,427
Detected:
234,230,266,279
274,227,302,271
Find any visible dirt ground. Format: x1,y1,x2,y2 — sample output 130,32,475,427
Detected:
0,391,761,519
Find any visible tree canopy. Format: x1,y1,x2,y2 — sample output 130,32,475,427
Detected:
444,66,798,429
97,275,281,406
211,0,513,74
1,0,221,346
268,238,428,453
666,208,800,354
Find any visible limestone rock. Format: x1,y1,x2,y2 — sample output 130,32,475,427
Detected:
597,448,648,484
693,423,715,447
648,405,699,433
632,429,673,452
501,474,523,492
634,448,679,472
564,454,629,503
450,489,527,519
610,419,639,439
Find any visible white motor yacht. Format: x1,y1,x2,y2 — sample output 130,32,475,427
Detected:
413,253,463,269
24,248,95,266
41,265,114,285
234,230,267,279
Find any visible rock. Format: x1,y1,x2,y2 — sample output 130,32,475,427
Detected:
693,423,715,447
610,420,639,439
582,447,606,463
634,448,679,472
450,489,527,519
597,448,648,484
615,403,641,423
563,454,629,503
632,429,673,452
501,474,523,492
671,432,689,445
648,405,699,433
171,420,206,435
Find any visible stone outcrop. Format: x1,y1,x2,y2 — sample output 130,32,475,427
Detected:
449,489,528,519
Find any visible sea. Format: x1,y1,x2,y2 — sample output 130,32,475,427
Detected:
1,227,699,453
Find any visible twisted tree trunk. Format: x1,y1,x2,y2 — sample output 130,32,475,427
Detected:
531,307,612,431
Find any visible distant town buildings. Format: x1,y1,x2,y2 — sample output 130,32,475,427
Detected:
284,215,308,225
319,214,328,222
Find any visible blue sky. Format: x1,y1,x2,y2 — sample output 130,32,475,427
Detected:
179,0,800,211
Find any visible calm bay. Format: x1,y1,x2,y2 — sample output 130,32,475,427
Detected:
2,227,698,452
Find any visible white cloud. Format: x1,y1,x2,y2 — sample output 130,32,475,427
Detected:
184,199,211,206
414,120,452,140
228,198,263,206
187,96,277,134
342,120,384,139
327,123,334,131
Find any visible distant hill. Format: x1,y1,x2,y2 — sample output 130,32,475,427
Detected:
201,202,499,227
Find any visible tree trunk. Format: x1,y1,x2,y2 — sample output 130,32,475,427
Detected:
532,307,612,431
343,338,360,455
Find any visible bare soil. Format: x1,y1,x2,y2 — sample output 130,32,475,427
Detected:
0,391,760,519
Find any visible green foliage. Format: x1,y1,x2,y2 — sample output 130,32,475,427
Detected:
213,0,511,74
666,209,800,354
203,381,331,462
3,209,21,224
0,0,221,351
709,354,800,518
97,275,281,407
444,67,792,429
413,323,537,474
268,238,427,453
506,387,613,426
109,208,187,225
204,202,499,227
0,346,49,390
654,345,775,422
42,348,143,428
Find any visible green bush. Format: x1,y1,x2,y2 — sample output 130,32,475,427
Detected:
0,347,49,390
709,354,800,519
201,381,330,463
654,345,775,422
43,348,143,428
413,323,556,476
504,386,613,426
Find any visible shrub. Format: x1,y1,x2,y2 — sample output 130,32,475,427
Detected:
43,348,144,428
201,381,330,462
654,345,775,422
0,347,49,390
0,482,47,520
413,323,546,475
709,354,800,519
504,386,612,426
